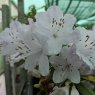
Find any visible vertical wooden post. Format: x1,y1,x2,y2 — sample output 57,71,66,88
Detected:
18,0,24,22
18,0,29,95
2,5,12,95
11,64,16,95
18,0,33,95
2,5,11,29
56,0,59,5
18,0,27,83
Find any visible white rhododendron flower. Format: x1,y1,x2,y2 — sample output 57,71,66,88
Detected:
76,27,95,69
34,6,80,55
0,20,34,56
50,45,84,83
0,20,49,76
0,6,95,95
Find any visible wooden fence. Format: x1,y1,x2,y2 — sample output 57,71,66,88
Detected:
0,0,32,95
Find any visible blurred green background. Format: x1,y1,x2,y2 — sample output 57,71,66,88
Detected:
11,0,95,28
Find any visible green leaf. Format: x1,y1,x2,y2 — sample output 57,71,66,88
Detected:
83,76,95,82
76,83,95,95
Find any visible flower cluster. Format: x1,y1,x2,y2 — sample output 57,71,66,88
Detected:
0,6,95,95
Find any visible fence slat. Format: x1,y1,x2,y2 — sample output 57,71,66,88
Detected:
18,0,29,95
2,5,12,95
18,0,33,95
18,0,24,22
18,0,27,84
2,5,11,29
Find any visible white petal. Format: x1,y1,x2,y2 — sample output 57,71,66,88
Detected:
93,25,95,31
10,20,34,46
35,12,51,30
76,27,95,69
0,29,19,55
68,69,80,83
69,29,80,43
76,27,95,56
50,87,65,95
9,52,23,63
0,28,19,42
68,45,83,69
62,46,82,69
50,55,66,70
71,86,79,95
10,20,21,32
62,29,80,44
14,39,41,59
33,32,48,46
28,18,34,25
53,69,68,83
29,39,42,54
24,54,39,71
35,6,63,36
30,69,41,78
0,42,16,55
87,53,95,68
64,14,76,29
62,86,69,95
36,6,63,23
38,54,49,76
34,22,51,39
47,6,63,20
47,38,62,55
10,20,31,35
76,51,94,69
